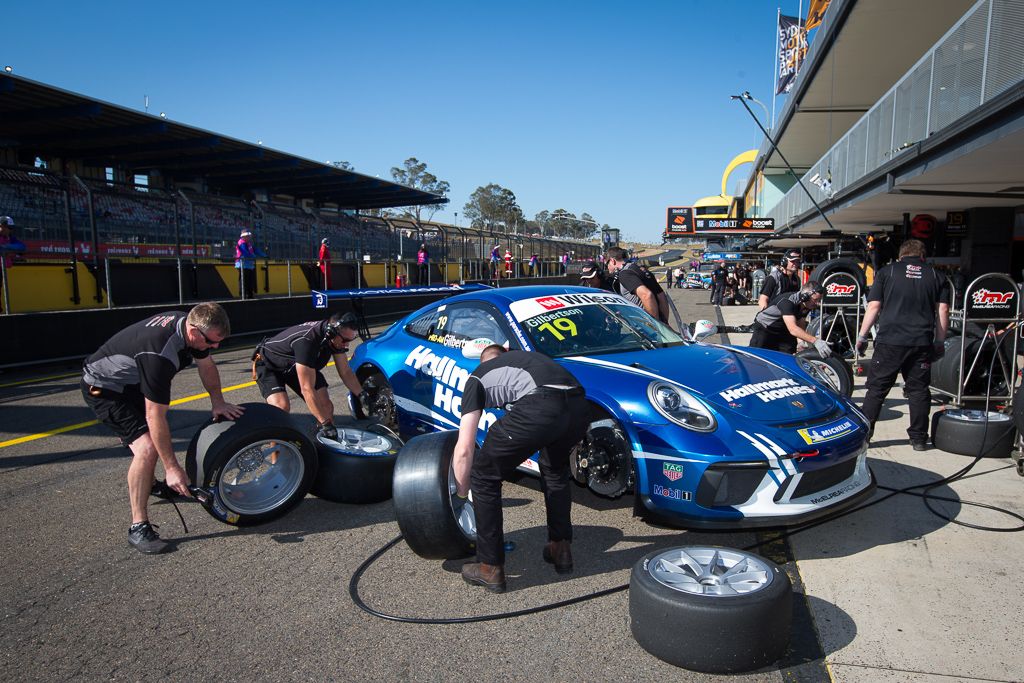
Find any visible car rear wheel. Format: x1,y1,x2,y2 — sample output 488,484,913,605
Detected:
185,403,318,526
392,430,477,560
629,546,792,673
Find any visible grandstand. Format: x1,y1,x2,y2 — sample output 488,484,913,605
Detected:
0,72,599,315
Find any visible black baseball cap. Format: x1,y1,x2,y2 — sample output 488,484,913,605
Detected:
783,250,801,262
579,263,601,279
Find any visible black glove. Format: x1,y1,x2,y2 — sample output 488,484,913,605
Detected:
318,421,338,440
855,335,869,357
932,341,945,360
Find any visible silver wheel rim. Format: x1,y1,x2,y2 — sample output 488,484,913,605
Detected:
809,359,843,393
947,410,1011,423
316,429,398,455
647,547,774,596
219,439,305,515
447,463,477,541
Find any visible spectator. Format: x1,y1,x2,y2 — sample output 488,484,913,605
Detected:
235,230,265,299
0,216,27,311
561,251,571,273
528,253,539,276
504,248,513,278
490,245,501,279
317,237,332,289
417,243,430,285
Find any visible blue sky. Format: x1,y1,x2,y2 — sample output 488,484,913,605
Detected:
5,1,812,243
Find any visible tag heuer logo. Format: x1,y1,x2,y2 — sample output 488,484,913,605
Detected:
791,400,805,408
663,463,684,481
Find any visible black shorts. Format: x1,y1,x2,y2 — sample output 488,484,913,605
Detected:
81,380,148,448
749,326,797,355
254,361,328,400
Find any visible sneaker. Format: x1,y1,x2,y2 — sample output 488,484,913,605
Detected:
461,562,506,593
911,441,929,452
542,540,574,574
128,521,169,554
150,479,175,500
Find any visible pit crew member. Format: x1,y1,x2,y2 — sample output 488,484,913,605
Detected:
453,346,589,593
604,247,671,324
855,238,950,449
81,303,244,554
758,249,803,310
749,281,830,356
252,312,367,439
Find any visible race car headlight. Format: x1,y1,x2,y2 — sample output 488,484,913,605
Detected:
648,381,716,432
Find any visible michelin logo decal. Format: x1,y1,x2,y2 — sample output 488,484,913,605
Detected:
720,378,816,403
798,417,856,444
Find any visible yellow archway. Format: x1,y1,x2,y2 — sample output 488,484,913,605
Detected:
691,149,757,220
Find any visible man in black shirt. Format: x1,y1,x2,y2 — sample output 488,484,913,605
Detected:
252,312,367,439
81,303,244,554
856,239,950,449
604,247,671,324
749,281,831,355
710,260,728,305
758,250,803,310
453,346,590,593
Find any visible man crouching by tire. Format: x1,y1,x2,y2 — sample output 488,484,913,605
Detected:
252,312,368,440
749,281,831,356
855,238,950,450
453,346,590,593
81,302,244,554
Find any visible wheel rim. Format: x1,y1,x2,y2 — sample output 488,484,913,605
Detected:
218,439,305,515
316,429,399,455
647,547,774,596
447,463,477,540
809,359,843,393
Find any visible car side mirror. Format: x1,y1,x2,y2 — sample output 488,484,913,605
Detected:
692,320,718,341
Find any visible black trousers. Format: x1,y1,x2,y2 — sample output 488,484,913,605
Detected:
861,342,932,442
749,325,797,354
471,390,590,566
238,267,257,299
710,282,724,304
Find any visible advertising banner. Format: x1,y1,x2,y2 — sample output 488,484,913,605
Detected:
665,207,694,236
777,14,807,95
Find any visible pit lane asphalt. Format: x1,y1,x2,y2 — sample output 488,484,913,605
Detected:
0,290,830,683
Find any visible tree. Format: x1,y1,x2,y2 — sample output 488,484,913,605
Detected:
328,161,354,171
463,184,524,230
549,208,576,237
390,157,450,227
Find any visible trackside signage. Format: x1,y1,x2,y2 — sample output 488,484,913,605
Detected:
965,276,1020,318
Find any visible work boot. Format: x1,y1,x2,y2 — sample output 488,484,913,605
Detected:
128,521,169,555
461,562,506,593
911,441,929,452
543,540,573,574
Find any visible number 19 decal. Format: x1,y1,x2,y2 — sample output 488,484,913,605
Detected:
537,318,577,341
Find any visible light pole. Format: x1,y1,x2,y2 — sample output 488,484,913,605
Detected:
740,91,771,133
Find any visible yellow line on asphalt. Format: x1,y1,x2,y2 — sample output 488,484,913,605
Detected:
0,372,81,389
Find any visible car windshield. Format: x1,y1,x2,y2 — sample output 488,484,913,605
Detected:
520,302,685,357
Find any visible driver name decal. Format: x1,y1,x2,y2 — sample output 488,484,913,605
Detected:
720,378,816,403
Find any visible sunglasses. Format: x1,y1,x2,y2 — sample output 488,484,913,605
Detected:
196,327,225,345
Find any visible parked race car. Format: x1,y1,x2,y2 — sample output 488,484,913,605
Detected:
350,285,874,529
684,271,711,289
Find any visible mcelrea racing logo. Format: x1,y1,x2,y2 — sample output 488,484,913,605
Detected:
720,378,816,403
971,288,1014,308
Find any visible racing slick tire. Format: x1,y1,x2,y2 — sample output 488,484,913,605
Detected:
629,546,792,673
809,257,866,292
185,403,318,526
931,409,1015,459
930,332,1014,400
809,312,858,360
392,430,477,560
311,418,403,504
796,349,853,397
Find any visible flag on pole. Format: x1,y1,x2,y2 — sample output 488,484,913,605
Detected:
805,0,831,30
776,14,808,95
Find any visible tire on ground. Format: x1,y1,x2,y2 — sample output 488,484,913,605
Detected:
392,430,476,560
185,402,318,526
796,349,853,396
629,546,792,673
311,418,403,504
931,409,1015,458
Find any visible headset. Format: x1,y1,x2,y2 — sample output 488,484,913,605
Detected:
799,280,824,303
325,311,359,342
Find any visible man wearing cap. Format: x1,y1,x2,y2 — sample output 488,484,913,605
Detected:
579,261,613,292
235,230,264,299
0,216,26,311
757,250,803,310
317,237,332,289
251,312,369,438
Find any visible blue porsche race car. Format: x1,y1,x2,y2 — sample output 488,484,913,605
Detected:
348,285,874,529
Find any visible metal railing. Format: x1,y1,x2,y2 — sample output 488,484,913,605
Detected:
767,0,1024,230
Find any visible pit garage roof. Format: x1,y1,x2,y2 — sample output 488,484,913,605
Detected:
758,0,977,176
0,73,446,210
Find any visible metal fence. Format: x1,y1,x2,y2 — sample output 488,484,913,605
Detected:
767,0,1024,229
